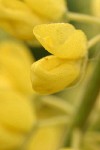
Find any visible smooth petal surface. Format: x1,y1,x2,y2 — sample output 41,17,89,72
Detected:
26,126,64,150
0,40,34,95
31,55,81,94
25,0,67,21
0,90,36,132
0,0,67,43
33,23,87,59
0,125,24,150
0,0,44,42
0,71,13,90
0,90,36,149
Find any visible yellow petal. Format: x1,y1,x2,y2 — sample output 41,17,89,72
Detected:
0,40,34,66
0,125,25,149
0,20,15,36
31,55,81,94
0,90,36,132
59,30,87,59
33,23,87,59
26,126,64,150
0,73,12,90
25,0,67,21
1,0,30,11
0,0,44,42
0,90,36,149
0,40,34,95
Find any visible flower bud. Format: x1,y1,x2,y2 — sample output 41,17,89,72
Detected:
0,0,44,44
0,90,36,149
0,39,34,96
0,0,67,44
31,55,81,94
33,23,87,59
25,0,67,21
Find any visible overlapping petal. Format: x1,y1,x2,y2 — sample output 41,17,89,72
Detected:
33,23,87,59
31,55,81,94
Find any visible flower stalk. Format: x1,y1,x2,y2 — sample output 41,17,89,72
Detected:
88,34,100,49
68,12,100,25
64,53,100,147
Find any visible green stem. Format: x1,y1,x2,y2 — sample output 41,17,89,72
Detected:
64,55,100,146
68,12,100,25
88,34,100,49
38,116,70,127
71,129,82,150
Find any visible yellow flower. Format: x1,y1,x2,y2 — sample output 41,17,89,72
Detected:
0,0,66,44
0,30,37,149
31,55,81,94
0,90,36,149
91,0,100,17
0,38,34,96
33,23,87,59
31,23,87,94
